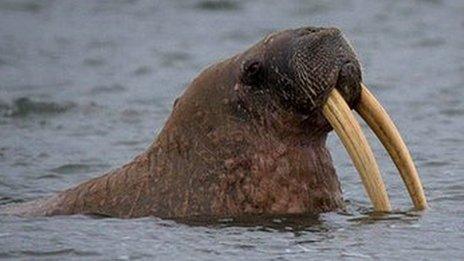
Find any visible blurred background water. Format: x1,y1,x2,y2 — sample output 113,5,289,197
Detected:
0,0,463,259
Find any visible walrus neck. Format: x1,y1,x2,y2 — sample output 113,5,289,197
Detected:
143,123,343,218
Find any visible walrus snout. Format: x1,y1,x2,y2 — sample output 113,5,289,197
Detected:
259,26,360,114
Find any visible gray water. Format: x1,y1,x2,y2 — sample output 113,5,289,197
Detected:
0,0,463,260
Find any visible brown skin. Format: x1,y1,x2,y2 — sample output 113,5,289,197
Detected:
3,27,363,219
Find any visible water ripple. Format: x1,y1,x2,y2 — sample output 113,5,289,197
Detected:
50,163,110,175
1,98,75,117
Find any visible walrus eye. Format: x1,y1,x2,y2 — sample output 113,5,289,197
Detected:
241,59,265,86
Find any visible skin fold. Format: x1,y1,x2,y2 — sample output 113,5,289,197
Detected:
3,27,365,219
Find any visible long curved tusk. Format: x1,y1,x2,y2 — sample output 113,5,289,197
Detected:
323,89,391,212
356,84,427,210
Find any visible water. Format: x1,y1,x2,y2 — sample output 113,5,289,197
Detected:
0,0,463,259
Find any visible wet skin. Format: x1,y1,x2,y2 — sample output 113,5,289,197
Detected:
3,27,369,218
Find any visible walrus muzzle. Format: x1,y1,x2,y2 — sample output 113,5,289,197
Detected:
322,84,427,211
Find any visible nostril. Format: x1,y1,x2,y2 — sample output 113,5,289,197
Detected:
298,27,342,40
303,27,322,33
298,26,324,36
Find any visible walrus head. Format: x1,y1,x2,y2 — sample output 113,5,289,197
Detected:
230,26,427,212
237,27,361,113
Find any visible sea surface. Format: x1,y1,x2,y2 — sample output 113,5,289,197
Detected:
0,0,463,260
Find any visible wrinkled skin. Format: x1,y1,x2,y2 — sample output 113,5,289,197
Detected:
3,27,363,218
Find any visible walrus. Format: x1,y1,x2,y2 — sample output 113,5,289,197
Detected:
2,26,427,219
